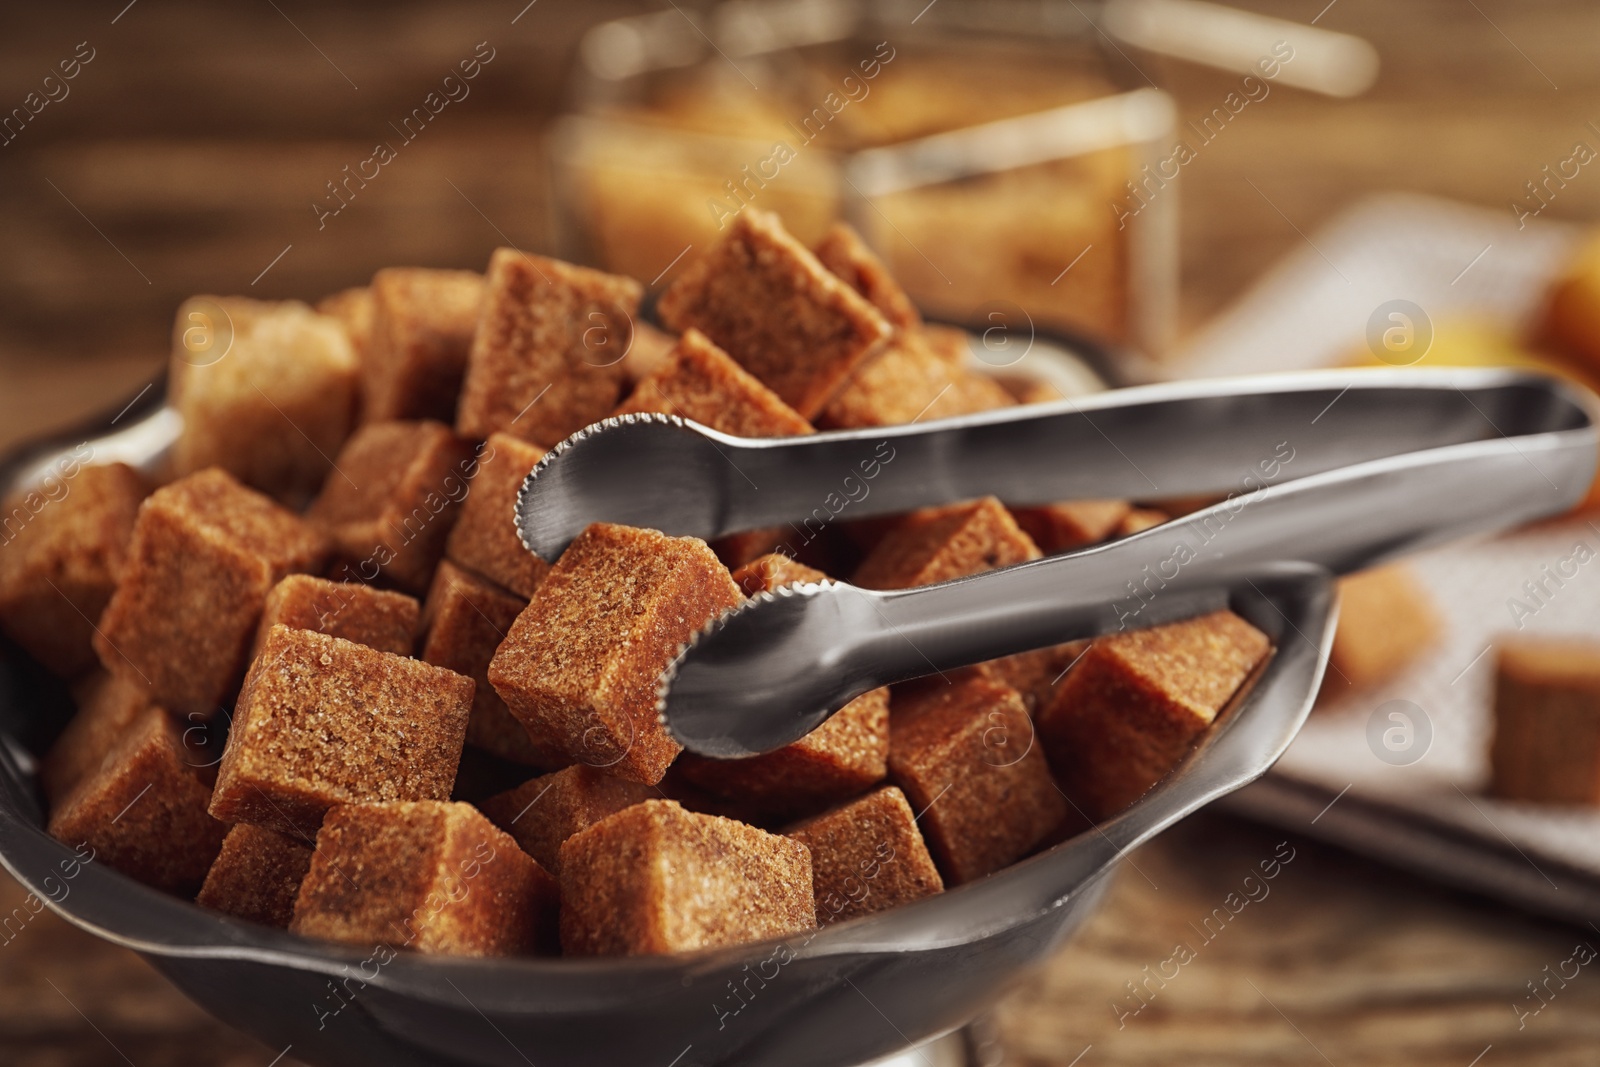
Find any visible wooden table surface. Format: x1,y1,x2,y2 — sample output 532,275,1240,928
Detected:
5,1,1600,1064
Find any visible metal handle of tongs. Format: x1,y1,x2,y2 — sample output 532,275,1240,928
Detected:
632,369,1599,757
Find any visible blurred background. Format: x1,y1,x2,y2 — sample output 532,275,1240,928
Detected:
5,1,1600,1064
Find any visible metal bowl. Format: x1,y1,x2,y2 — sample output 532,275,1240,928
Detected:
0,382,1332,1067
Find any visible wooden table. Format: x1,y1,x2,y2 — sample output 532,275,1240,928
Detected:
4,1,1600,1063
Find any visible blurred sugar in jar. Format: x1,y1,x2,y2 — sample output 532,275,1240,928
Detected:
549,0,1375,363
550,0,1176,358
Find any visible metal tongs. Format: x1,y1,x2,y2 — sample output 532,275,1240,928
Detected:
516,369,1599,759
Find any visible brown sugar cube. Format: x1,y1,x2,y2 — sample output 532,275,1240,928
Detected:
623,321,678,384
309,420,475,594
195,824,314,928
712,527,805,572
1490,637,1600,804
488,523,742,785
820,323,1016,431
1538,231,1600,375
252,574,419,659
291,800,556,957
678,687,890,822
1324,564,1440,692
920,326,1020,414
443,432,550,599
456,250,642,448
711,527,853,574
38,671,150,805
715,517,862,577
854,496,1040,591
421,561,553,768
362,268,485,424
613,329,815,437
918,323,971,368
657,209,892,419
95,469,329,718
888,678,1065,885
210,625,472,839
787,785,943,925
1003,377,1067,406
169,296,360,503
47,707,228,895
1116,508,1169,536
559,800,814,956
316,286,375,367
944,372,1020,414
681,554,888,818
813,222,921,332
730,553,828,598
1013,500,1133,554
819,330,953,430
655,763,774,825
840,512,910,557
1038,610,1272,820
0,462,146,677
478,765,655,874
962,639,1092,715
